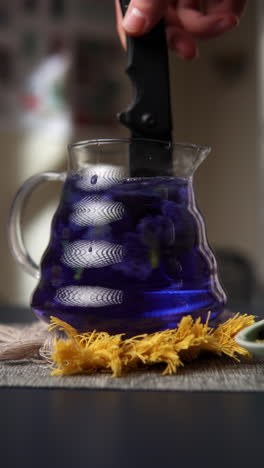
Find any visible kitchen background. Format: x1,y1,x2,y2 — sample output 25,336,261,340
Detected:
0,0,261,316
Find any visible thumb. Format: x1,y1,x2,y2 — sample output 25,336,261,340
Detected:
122,0,169,35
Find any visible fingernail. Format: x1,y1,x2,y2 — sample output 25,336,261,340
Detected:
123,7,147,33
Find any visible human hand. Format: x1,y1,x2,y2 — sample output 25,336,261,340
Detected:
115,0,248,60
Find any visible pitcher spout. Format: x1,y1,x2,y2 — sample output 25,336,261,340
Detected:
172,143,211,178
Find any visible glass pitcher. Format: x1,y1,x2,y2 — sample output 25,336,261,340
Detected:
8,139,226,335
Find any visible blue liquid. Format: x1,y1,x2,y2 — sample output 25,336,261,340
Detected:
31,175,226,335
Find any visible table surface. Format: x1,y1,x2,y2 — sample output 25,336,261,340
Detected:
1,305,263,468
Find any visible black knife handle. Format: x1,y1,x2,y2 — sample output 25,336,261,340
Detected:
118,0,172,140
119,0,129,16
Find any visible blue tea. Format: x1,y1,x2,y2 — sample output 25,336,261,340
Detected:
31,173,226,335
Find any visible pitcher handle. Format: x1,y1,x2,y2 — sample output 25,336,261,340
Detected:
8,171,67,279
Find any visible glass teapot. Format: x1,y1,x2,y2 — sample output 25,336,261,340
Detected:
8,139,226,335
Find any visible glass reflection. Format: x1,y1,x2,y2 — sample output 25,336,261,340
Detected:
55,286,123,307
62,240,123,268
76,164,125,191
71,196,125,226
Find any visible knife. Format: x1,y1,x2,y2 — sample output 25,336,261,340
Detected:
117,0,173,177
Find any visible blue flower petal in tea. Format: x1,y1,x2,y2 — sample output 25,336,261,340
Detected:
112,232,152,280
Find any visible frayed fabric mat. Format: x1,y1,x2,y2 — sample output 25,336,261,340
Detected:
0,313,264,391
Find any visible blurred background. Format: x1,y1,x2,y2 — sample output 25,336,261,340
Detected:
0,0,262,320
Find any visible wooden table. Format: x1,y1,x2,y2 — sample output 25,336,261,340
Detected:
1,388,263,468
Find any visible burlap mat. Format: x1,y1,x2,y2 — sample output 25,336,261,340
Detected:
1,356,264,391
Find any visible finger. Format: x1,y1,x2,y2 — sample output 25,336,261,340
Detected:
204,0,247,17
167,26,198,59
122,0,170,35
166,6,238,38
115,0,127,49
